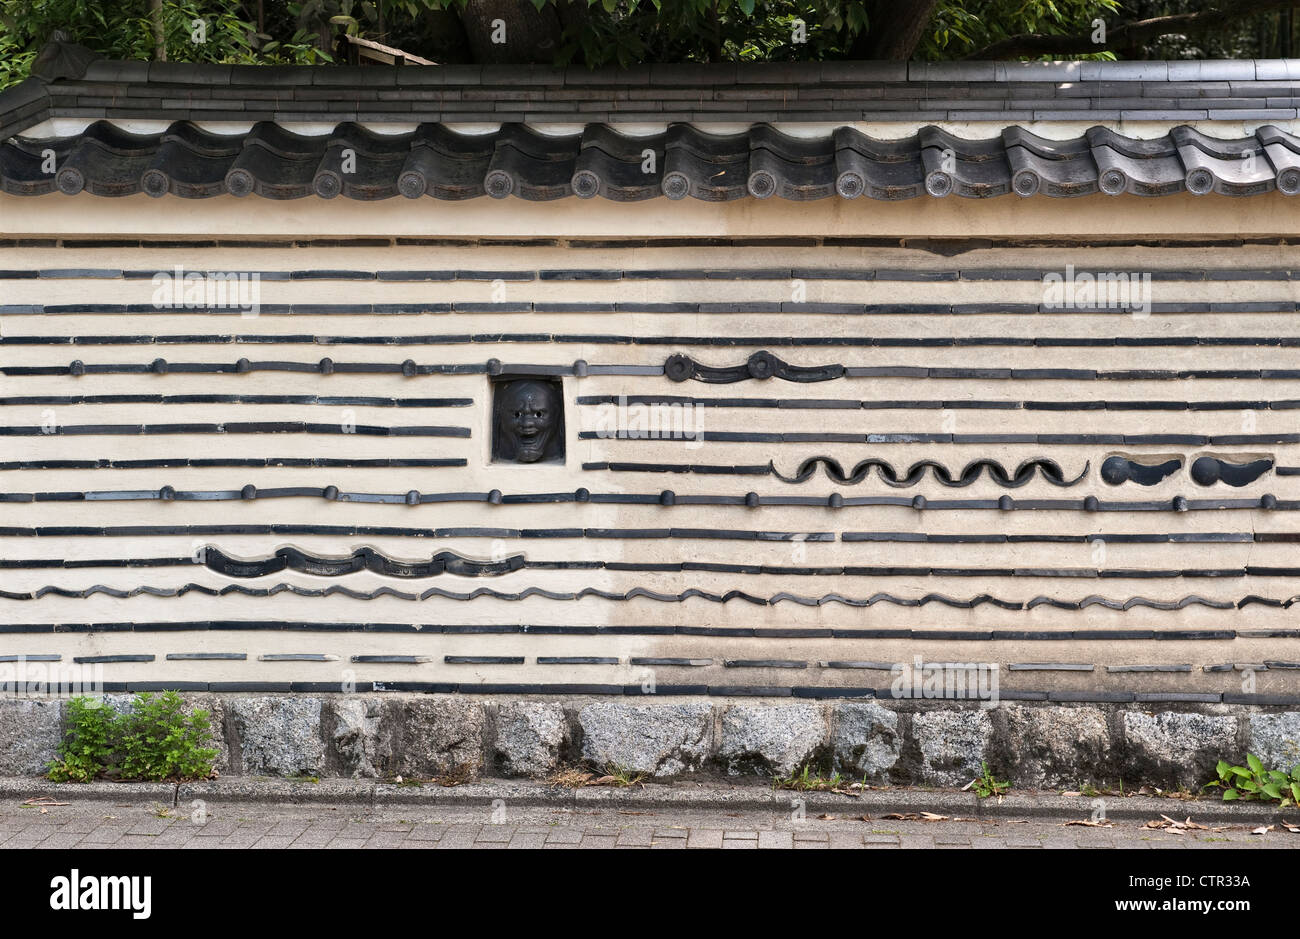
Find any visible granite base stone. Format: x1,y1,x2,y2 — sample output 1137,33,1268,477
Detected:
0,695,1296,789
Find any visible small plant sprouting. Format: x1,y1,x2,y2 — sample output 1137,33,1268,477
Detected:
47,692,218,784
46,696,115,784
1205,754,1300,805
970,763,1011,799
773,765,845,792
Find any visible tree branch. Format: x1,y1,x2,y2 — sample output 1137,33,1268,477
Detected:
965,0,1300,59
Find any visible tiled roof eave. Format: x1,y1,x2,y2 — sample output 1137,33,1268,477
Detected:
4,118,1299,201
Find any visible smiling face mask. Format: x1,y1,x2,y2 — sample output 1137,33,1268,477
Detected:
497,379,561,463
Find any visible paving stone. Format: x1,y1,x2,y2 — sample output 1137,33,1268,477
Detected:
616,828,655,846
687,829,723,848
759,830,794,848
475,826,514,843
545,828,584,844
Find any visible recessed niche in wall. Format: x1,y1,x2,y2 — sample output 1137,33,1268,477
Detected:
491,376,565,464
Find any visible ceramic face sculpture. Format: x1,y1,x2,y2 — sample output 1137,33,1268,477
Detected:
495,379,561,463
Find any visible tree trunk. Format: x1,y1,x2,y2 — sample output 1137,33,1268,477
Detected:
458,0,565,64
150,0,167,61
852,0,939,59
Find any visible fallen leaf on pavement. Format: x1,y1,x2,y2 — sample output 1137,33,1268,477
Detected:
881,812,950,822
1143,815,1226,833
818,813,836,820
593,776,616,785
22,797,69,807
1251,825,1274,835
1064,819,1114,828
1280,819,1300,833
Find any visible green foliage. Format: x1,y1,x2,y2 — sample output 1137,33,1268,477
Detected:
1205,754,1300,806
970,762,1010,798
0,0,1291,87
46,692,218,783
773,764,846,791
46,696,115,783
920,0,1121,60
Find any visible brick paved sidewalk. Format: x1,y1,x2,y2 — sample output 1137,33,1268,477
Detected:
2,800,1294,849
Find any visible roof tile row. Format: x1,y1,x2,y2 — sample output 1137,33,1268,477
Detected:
5,119,1299,201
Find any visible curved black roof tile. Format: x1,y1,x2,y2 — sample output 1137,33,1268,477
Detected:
9,119,1300,201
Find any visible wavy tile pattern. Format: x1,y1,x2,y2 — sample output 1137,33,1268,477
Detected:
7,120,1300,202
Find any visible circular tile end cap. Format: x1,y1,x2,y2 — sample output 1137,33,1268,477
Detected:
484,170,513,199
1012,168,1040,198
140,168,169,198
661,171,690,200
397,171,427,199
571,169,600,199
924,170,953,198
747,170,777,199
313,170,343,199
835,171,865,199
225,168,255,198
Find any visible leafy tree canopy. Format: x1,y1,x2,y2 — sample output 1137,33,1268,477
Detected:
2,0,1297,88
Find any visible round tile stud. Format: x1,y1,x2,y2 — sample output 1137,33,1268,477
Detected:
158,485,175,501
911,495,926,510
323,485,340,501
1190,456,1220,486
1098,168,1127,196
829,492,843,509
141,169,169,198
313,170,342,199
56,167,85,195
319,357,334,375
151,358,168,374
1184,167,1214,195
924,170,953,198
999,495,1014,511
236,357,251,374
406,489,421,506
571,169,600,199
574,487,590,503
401,359,417,377
661,171,690,200
1260,493,1278,510
225,168,255,197
659,490,676,506
397,170,427,199
488,489,503,505
1084,495,1099,512
573,359,589,377
486,358,503,376
664,353,694,383
1276,166,1300,196
70,360,85,377
747,170,777,199
835,171,865,199
1012,168,1040,197
1172,495,1188,512
745,491,760,508
746,350,778,380
484,170,513,199
1100,456,1130,485
240,484,257,501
